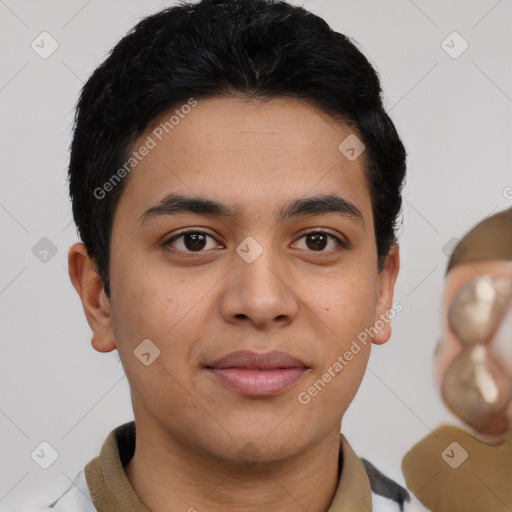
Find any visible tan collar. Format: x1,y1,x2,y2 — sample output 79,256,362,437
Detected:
84,422,372,512
330,434,373,511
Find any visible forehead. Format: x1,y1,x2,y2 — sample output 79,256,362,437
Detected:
114,96,373,227
146,95,353,148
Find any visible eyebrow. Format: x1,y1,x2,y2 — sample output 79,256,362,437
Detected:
138,193,365,228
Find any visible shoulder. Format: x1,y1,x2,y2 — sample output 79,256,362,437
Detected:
361,458,431,512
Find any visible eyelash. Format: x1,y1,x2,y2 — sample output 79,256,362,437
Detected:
164,229,348,254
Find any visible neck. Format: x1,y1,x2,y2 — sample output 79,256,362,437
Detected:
124,420,341,512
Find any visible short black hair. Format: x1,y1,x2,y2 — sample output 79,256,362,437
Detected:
68,0,407,297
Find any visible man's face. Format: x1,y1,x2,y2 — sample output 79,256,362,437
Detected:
74,97,398,464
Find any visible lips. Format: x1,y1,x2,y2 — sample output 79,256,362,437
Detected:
207,350,307,370
205,350,309,396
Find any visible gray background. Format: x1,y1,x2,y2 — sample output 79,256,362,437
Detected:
1,0,511,509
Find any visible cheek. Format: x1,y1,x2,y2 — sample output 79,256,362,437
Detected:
312,273,378,340
109,275,197,405
110,248,178,332
301,341,371,418
300,275,375,398
109,262,213,374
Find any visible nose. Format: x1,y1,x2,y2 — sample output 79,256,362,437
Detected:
218,243,299,330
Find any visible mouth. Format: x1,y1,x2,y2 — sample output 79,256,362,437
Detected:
204,350,309,397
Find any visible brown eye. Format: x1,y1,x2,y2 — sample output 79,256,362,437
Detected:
295,230,347,252
165,231,220,253
305,232,328,251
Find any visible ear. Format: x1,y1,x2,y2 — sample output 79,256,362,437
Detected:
372,243,400,345
68,242,116,353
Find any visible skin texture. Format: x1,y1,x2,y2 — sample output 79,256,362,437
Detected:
68,97,400,512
